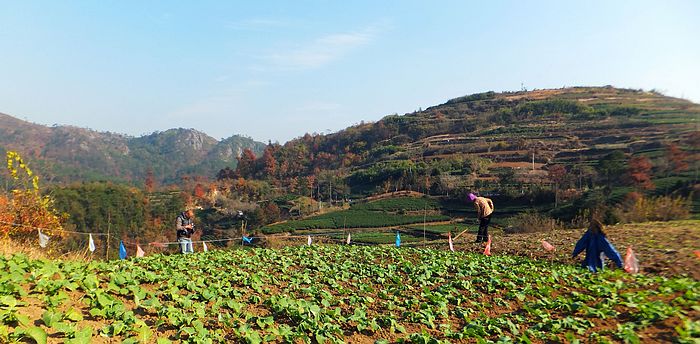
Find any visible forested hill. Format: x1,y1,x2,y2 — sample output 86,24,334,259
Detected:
232,86,699,196
0,113,266,184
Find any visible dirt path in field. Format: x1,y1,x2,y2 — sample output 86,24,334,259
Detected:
426,220,700,279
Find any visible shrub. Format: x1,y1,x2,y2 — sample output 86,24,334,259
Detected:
505,211,562,234
613,193,690,223
1,152,64,240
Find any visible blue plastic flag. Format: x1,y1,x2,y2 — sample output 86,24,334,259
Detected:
242,236,253,244
119,241,127,260
395,232,401,247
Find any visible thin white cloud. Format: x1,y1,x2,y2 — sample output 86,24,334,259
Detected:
264,27,378,70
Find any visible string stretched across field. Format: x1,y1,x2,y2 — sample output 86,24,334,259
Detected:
0,220,108,236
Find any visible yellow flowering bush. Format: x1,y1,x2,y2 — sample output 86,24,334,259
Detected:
1,151,63,239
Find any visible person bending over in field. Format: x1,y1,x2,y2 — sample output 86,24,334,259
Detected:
468,193,494,243
176,209,196,254
572,219,622,272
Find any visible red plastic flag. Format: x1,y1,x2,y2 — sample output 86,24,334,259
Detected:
448,232,455,252
624,247,639,274
483,235,492,256
541,240,556,252
694,250,700,259
136,244,145,258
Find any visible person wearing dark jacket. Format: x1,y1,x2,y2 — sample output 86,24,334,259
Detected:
176,209,196,254
572,219,623,272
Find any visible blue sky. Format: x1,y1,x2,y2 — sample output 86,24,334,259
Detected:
1,1,698,143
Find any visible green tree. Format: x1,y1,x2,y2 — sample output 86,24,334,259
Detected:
597,151,627,187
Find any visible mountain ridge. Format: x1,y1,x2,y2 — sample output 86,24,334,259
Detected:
0,112,266,184
2,86,698,190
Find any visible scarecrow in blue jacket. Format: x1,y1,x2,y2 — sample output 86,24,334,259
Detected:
572,219,623,272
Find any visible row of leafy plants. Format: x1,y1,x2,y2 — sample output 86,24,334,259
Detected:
1,245,698,343
261,209,450,234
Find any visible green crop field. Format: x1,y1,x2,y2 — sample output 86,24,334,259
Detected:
261,208,450,234
352,197,442,212
1,246,697,343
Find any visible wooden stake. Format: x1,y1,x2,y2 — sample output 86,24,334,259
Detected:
106,213,111,260
423,206,427,246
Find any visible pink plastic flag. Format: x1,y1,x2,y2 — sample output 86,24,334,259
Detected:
483,235,492,256
624,247,639,274
541,240,556,252
448,232,455,252
136,244,145,258
307,235,312,246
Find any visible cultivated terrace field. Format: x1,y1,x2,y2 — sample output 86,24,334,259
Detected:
1,244,698,343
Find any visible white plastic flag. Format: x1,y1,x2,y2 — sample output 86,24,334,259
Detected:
88,234,96,252
202,242,208,252
346,233,351,245
448,232,455,252
307,235,312,246
38,229,50,248
136,244,145,258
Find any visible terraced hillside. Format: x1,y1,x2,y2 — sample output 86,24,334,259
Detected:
388,87,698,183
234,86,699,198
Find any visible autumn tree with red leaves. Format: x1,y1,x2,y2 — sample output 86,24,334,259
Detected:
665,143,688,175
306,175,316,198
236,148,258,179
193,183,206,200
548,164,568,208
628,155,655,190
288,177,299,193
262,146,277,179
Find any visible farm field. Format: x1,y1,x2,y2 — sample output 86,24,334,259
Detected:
261,195,555,235
260,209,450,234
464,220,700,280
1,242,698,343
261,197,452,234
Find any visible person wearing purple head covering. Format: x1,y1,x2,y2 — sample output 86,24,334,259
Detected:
469,193,494,243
